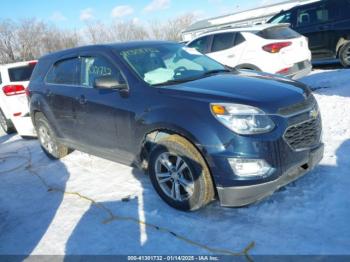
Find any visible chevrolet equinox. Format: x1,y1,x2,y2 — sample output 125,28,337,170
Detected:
28,41,324,211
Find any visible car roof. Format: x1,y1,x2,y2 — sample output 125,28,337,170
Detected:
39,41,177,61
190,23,291,40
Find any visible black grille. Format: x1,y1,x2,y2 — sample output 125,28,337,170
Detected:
284,116,321,150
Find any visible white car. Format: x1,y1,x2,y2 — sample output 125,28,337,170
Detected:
0,61,37,137
186,24,312,79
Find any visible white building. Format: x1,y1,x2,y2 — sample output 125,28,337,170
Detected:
182,0,320,41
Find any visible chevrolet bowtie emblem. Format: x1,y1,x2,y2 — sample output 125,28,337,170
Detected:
310,107,319,119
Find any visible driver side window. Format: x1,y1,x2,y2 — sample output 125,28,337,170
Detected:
80,56,126,88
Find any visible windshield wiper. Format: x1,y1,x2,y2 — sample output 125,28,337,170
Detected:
151,77,199,87
151,69,232,87
201,69,231,77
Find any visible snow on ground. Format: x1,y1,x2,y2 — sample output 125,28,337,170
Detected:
0,68,350,256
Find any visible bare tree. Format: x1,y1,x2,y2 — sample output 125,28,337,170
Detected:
149,13,197,41
110,20,149,42
0,20,17,63
16,19,47,60
84,21,112,44
0,12,196,64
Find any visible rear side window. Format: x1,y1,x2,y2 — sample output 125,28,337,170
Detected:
211,33,235,52
46,58,80,85
188,36,210,54
235,33,246,46
258,27,300,39
8,64,35,82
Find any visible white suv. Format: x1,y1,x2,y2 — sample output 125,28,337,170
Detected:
186,24,312,79
0,61,37,137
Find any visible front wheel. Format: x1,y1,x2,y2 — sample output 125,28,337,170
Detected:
0,109,15,134
34,112,71,159
148,135,215,211
339,42,350,67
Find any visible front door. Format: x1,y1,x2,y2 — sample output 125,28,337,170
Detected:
74,52,135,163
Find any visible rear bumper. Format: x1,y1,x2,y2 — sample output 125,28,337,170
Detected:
11,115,37,137
217,143,324,207
287,60,312,80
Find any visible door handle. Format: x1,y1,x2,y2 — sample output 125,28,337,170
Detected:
76,95,87,105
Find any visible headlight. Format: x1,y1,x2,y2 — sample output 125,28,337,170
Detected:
210,103,275,135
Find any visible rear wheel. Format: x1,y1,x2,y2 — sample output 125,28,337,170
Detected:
0,108,15,134
339,42,350,67
148,135,215,211
34,112,71,159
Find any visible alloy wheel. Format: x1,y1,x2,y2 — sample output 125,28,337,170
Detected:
38,125,57,154
341,45,350,66
154,152,195,201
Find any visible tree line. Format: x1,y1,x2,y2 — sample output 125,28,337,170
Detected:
0,13,196,64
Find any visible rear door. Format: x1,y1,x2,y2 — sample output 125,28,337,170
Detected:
45,56,80,141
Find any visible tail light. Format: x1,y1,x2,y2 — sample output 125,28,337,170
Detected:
2,85,26,96
263,42,292,53
276,67,291,75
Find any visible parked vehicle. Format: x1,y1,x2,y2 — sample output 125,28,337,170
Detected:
186,24,312,79
0,61,37,136
268,0,350,67
28,42,324,211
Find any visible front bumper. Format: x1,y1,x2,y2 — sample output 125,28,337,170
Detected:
217,143,324,207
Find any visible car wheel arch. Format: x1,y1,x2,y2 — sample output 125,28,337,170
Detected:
138,127,218,194
235,63,261,71
336,37,350,57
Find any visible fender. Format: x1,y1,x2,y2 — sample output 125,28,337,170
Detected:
137,105,227,167
29,93,63,138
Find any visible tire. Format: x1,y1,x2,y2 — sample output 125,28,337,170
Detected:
148,135,215,211
34,112,70,159
0,108,16,134
339,41,350,67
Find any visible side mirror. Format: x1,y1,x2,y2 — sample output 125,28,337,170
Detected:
94,75,127,90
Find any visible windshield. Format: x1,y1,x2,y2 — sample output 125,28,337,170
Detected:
119,43,227,86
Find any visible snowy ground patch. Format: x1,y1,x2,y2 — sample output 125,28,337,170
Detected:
0,69,349,256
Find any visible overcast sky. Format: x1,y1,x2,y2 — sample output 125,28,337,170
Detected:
1,0,283,28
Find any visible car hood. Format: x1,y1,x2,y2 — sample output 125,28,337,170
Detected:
158,71,311,114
